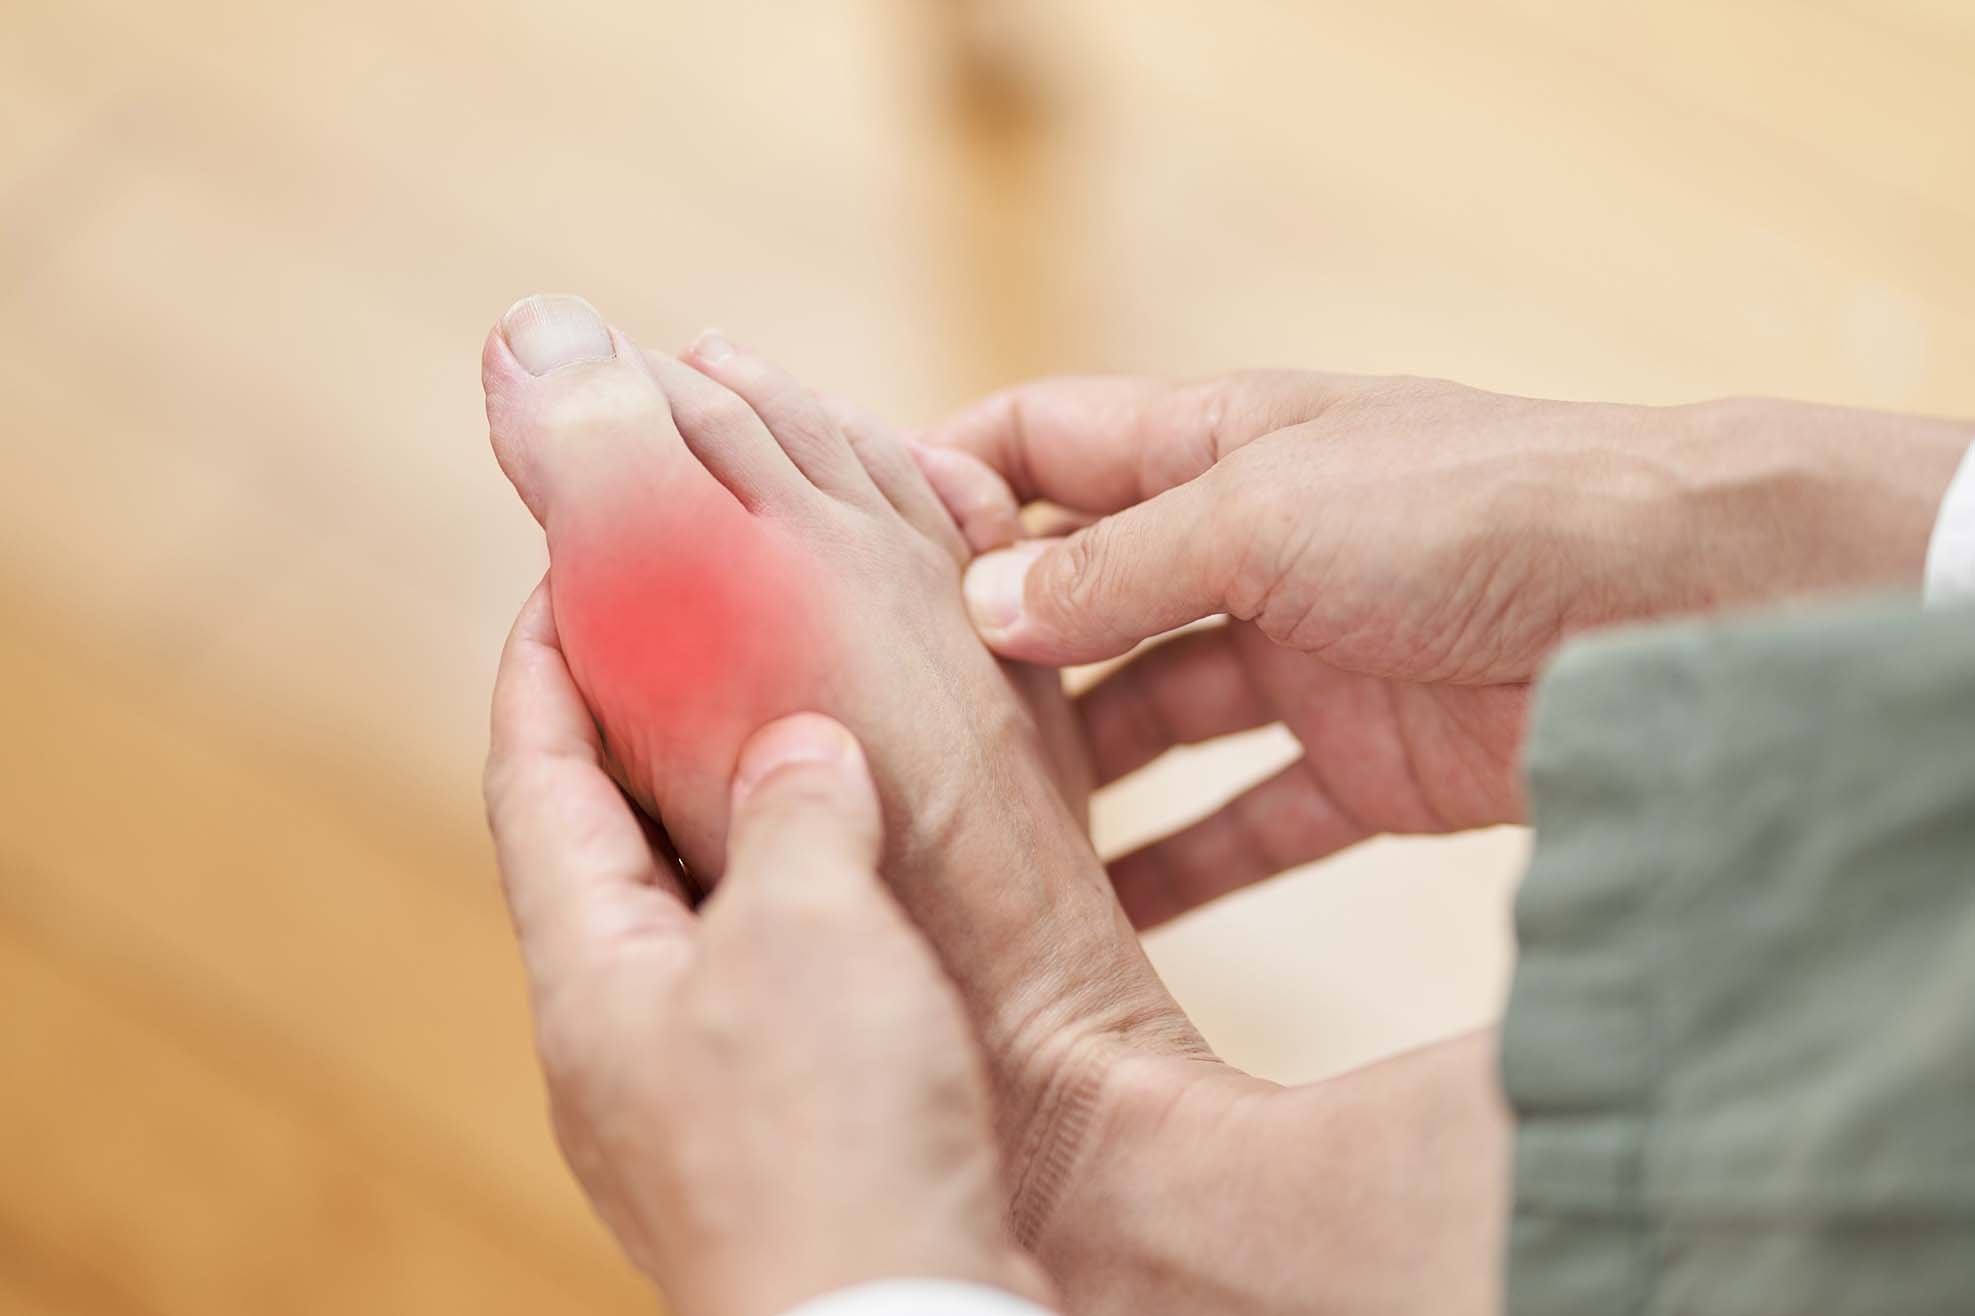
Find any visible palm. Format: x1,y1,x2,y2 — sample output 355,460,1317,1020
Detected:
1094,620,1527,928
1233,621,1527,831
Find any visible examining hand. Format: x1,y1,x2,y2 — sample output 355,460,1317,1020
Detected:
928,375,1969,923
484,586,1049,1316
484,578,1507,1316
477,333,1528,1316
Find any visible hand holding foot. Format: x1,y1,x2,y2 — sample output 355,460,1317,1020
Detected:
483,297,1204,1246
484,634,1050,1313
925,374,1972,922
483,303,1510,1316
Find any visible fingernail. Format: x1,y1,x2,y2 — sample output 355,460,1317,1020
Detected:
731,712,864,806
500,294,615,374
963,540,1050,633
691,329,736,363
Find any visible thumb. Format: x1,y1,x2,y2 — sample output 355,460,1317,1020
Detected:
962,472,1236,664
722,713,884,901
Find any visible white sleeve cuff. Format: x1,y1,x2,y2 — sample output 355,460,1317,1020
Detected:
779,1279,1058,1316
1924,438,1975,608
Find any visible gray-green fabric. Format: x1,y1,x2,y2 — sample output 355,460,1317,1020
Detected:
1503,595,1975,1316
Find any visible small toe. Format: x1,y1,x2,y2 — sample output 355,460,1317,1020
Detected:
642,351,816,513
826,396,970,562
909,443,1024,554
683,333,881,503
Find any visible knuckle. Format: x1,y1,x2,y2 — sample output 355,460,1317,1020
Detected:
1212,445,1279,519
1043,524,1118,627
1209,455,1290,617
690,385,764,438
481,754,558,829
1352,371,1439,403
847,428,912,485
480,756,511,818
779,406,837,452
532,1001,595,1089
744,764,863,823
480,755,531,838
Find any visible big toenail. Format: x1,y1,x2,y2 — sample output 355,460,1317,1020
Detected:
501,294,616,375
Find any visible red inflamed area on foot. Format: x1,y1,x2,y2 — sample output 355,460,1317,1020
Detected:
551,493,820,757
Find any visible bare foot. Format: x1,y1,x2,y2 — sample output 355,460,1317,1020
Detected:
482,295,1204,1241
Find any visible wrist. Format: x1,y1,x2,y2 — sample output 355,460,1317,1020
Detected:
985,964,1214,1257
1028,1036,1509,1316
1021,1052,1284,1313
884,697,1211,1234
1652,397,1969,607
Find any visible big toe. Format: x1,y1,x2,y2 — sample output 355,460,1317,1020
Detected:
481,293,663,524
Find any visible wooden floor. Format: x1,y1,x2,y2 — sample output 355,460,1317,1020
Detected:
4,2,1972,1311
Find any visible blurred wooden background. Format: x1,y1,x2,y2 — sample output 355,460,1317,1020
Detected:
4,0,1971,1311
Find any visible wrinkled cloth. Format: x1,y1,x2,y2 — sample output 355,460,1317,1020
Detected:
1505,595,1975,1316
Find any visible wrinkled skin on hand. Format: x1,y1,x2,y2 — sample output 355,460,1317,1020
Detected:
930,375,1969,922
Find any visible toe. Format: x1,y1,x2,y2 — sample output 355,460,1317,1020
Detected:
485,294,818,523
909,443,1024,554
483,294,660,525
640,351,817,512
825,396,970,562
683,332,882,503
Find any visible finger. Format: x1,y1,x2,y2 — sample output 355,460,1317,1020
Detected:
708,716,954,1035
719,713,884,904
1107,761,1371,930
486,583,695,979
925,371,1358,512
906,441,1023,554
960,471,1237,665
1075,625,1272,785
